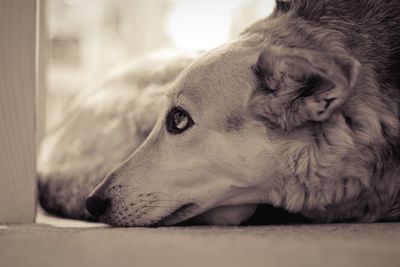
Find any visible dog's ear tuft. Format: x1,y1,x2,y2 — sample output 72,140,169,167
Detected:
250,47,361,130
275,0,292,14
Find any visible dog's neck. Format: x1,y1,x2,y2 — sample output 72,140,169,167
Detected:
301,162,400,223
261,113,400,223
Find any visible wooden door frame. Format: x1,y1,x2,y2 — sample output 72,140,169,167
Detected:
0,0,38,224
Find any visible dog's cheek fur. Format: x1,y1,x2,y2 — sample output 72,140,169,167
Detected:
262,113,369,214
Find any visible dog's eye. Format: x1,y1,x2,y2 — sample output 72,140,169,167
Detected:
166,107,194,134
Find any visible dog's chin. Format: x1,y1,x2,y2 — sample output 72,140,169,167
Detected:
153,203,200,226
99,203,257,227
155,204,258,226
98,203,200,227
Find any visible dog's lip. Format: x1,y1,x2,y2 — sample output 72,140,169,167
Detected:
153,203,199,226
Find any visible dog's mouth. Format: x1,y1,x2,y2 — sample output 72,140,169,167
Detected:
153,203,200,226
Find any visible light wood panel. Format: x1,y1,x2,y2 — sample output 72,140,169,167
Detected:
36,0,47,148
0,0,37,224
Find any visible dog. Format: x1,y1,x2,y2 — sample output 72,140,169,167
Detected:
38,0,400,226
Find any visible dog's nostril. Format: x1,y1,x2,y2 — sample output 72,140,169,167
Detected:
86,195,108,218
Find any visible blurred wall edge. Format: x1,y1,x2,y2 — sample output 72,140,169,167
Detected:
0,0,37,224
37,0,47,150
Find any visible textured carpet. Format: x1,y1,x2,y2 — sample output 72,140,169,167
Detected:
0,211,399,267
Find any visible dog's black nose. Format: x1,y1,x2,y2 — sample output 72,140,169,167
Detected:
86,195,107,218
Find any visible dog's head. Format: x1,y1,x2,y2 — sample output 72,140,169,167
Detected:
85,5,379,226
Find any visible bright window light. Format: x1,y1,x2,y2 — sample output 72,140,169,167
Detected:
166,0,246,50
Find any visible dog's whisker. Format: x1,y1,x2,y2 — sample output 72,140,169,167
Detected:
141,205,170,208
150,192,174,197
150,199,181,203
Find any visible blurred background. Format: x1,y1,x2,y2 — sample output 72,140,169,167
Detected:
39,0,275,143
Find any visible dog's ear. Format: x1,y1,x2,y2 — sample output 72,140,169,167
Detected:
250,47,361,130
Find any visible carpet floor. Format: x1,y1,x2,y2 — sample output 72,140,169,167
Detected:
1,213,399,267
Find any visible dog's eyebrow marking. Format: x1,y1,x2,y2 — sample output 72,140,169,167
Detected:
224,114,245,132
168,87,202,108
166,89,183,100
180,88,203,107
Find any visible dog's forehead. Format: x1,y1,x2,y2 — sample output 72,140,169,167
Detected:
171,35,264,112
